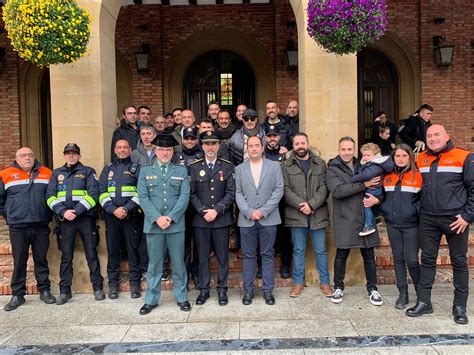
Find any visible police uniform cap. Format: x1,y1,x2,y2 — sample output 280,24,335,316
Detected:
243,108,257,118
152,134,179,147
183,127,198,139
200,131,220,143
265,124,280,136
63,143,81,154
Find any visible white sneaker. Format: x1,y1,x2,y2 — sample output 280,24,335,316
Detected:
331,288,344,304
369,290,383,306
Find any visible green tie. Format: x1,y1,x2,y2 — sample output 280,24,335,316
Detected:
161,164,167,176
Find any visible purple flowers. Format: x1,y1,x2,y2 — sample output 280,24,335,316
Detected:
307,0,387,55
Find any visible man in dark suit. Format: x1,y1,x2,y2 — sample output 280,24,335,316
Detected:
189,131,235,306
235,136,284,306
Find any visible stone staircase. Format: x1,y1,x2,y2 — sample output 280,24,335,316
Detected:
0,220,473,295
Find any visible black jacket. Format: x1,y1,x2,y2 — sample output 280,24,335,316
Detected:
0,161,52,228
261,114,291,149
99,157,140,215
46,162,99,218
399,115,432,149
111,123,139,161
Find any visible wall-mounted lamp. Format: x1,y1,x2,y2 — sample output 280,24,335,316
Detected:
135,43,150,73
286,40,298,69
0,47,6,74
432,36,455,67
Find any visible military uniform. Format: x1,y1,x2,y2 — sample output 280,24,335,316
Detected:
190,156,235,298
99,157,142,295
137,150,190,307
46,145,103,296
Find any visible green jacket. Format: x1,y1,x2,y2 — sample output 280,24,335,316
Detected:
281,151,329,229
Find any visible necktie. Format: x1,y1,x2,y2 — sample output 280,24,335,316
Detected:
161,164,166,176
208,163,214,170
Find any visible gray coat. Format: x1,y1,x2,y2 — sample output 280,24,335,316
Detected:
235,158,284,227
131,141,157,166
326,155,380,249
282,150,329,229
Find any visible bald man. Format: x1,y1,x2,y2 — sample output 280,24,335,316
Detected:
0,148,56,311
406,125,474,324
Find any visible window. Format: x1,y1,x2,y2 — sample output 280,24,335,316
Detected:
220,73,233,105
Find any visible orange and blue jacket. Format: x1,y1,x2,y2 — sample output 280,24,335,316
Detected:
381,169,422,228
416,141,474,223
0,161,52,227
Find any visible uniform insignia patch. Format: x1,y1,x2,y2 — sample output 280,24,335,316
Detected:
58,174,65,181
423,158,429,165
75,174,86,179
108,171,114,178
12,173,20,179
171,176,184,181
199,170,206,177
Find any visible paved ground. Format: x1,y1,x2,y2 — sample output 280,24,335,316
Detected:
1,284,474,353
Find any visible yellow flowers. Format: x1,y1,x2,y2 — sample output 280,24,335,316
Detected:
3,0,92,67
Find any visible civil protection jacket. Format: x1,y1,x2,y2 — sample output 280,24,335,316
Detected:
137,161,190,234
282,150,329,229
380,169,422,228
0,160,52,227
417,140,474,223
99,157,140,215
46,162,99,219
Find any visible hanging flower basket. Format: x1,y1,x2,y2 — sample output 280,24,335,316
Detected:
307,0,387,55
2,0,92,67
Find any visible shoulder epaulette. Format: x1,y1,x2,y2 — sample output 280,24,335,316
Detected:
106,163,113,168
218,158,232,164
190,159,204,165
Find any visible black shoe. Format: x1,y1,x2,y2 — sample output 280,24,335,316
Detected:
242,291,254,305
139,303,157,315
218,292,228,306
94,289,105,301
39,290,56,304
192,275,200,289
395,285,408,310
196,291,210,305
108,287,119,300
280,270,291,279
177,301,191,312
263,291,275,305
130,286,141,299
4,295,25,311
406,301,433,317
161,271,170,282
453,306,469,324
56,293,72,305
256,270,263,279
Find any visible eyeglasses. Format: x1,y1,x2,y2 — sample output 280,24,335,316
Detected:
18,153,34,158
243,117,257,122
126,112,137,115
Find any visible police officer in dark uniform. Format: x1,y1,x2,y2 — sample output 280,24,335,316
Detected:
173,127,202,287
46,143,104,305
99,139,143,299
263,125,292,279
189,131,236,306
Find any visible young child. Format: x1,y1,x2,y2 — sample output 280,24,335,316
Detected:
352,143,394,236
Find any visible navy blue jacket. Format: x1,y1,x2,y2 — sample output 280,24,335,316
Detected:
351,154,394,187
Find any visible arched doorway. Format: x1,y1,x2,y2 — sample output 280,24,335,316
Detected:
183,50,255,121
357,48,399,145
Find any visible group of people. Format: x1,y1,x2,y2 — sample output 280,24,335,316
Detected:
0,100,472,325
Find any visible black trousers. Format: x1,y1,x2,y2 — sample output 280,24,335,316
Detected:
10,226,51,296
334,247,378,294
195,227,230,291
105,213,143,287
386,225,420,287
418,214,469,307
57,215,103,293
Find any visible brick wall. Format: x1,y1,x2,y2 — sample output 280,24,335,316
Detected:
0,8,21,169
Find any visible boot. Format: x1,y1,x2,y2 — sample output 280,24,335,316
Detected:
395,284,409,310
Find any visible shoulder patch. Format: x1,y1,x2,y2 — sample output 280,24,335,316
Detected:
190,158,204,165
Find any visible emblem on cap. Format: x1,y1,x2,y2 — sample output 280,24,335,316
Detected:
207,131,212,136
187,128,192,132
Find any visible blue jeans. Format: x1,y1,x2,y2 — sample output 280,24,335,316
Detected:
291,223,329,285
364,186,382,228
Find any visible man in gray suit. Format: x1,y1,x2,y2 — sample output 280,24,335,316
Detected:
235,136,284,305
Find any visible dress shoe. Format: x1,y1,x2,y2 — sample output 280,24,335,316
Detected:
4,295,25,311
108,287,119,300
130,286,141,299
280,269,291,279
178,301,191,312
263,291,275,305
453,306,469,324
289,284,305,298
191,275,200,289
139,303,157,315
39,290,56,304
242,291,254,305
94,289,106,301
56,293,72,305
256,270,263,279
218,292,228,306
406,301,433,317
320,284,333,297
196,291,210,305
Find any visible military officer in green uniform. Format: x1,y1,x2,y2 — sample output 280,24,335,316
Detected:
137,135,191,315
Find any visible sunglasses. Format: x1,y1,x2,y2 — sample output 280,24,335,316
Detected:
243,116,257,122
